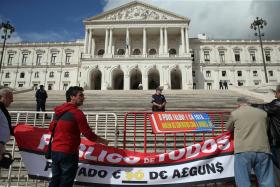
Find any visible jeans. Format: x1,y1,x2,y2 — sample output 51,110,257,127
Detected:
49,151,79,187
234,152,275,187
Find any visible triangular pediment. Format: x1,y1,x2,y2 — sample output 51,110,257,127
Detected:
85,1,189,22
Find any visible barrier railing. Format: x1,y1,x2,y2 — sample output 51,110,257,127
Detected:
121,111,248,186
122,111,230,154
2,111,118,187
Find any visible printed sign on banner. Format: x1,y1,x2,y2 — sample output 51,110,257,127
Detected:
14,125,234,187
149,112,215,133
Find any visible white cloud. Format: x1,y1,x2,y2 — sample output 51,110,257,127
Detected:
103,0,280,39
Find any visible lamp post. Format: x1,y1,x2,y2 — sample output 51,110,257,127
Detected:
0,21,15,80
250,17,268,83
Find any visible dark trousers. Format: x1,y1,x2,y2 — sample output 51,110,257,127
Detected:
36,101,46,112
49,151,79,187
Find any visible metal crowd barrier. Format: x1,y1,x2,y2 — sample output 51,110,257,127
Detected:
1,111,118,187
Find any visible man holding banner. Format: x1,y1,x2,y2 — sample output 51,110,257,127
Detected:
226,97,275,187
48,86,109,187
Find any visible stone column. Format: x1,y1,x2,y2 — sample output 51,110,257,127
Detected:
164,27,168,54
84,29,89,54
124,72,130,90
184,64,193,90
160,27,163,55
92,36,95,56
181,27,185,55
143,28,147,57
185,27,190,54
104,29,109,55
125,28,130,57
143,70,148,90
109,28,113,54
88,29,92,54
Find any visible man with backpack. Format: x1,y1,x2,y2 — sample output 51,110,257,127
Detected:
251,84,280,186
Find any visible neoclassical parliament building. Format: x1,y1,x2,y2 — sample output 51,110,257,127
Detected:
1,1,280,91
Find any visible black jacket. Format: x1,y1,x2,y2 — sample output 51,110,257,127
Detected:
251,99,280,147
35,89,48,102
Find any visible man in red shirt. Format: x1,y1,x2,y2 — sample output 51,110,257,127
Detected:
49,86,108,187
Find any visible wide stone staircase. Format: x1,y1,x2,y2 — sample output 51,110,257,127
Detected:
1,90,264,187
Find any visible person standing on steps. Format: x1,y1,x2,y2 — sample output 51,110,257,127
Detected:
219,80,224,90
35,85,48,118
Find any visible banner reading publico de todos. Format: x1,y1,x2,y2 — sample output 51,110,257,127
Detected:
14,125,234,187
150,112,215,133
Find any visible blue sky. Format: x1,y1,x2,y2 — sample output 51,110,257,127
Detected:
0,0,106,42
1,0,280,43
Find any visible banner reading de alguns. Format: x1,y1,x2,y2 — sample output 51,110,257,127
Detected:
14,125,234,186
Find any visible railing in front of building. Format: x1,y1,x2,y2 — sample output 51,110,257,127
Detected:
2,111,118,187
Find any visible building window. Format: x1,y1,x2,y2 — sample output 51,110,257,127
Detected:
219,51,225,63
33,84,38,90
269,70,273,77
4,83,9,87
51,53,57,64
97,49,105,56
192,71,195,77
169,48,177,56
265,50,271,62
63,83,68,90
48,84,53,90
20,72,25,78
253,71,258,77
190,51,195,62
204,51,210,62
235,53,240,62
250,51,256,62
34,72,39,78
238,81,243,86
207,83,212,90
149,49,157,55
206,70,211,77
18,83,24,88
132,49,141,55
117,49,125,55
49,71,54,78
5,72,10,78
222,71,227,77
237,71,242,77
36,54,42,65
8,54,14,65
65,53,71,64
22,54,28,65
64,72,69,78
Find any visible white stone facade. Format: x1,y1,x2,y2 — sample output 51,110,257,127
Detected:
0,1,280,90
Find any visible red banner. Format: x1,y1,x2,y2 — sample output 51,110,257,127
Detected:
14,124,234,186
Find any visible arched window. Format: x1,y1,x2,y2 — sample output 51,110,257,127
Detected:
169,48,177,56
149,48,157,55
117,49,125,55
133,49,141,55
20,72,25,78
97,49,105,56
